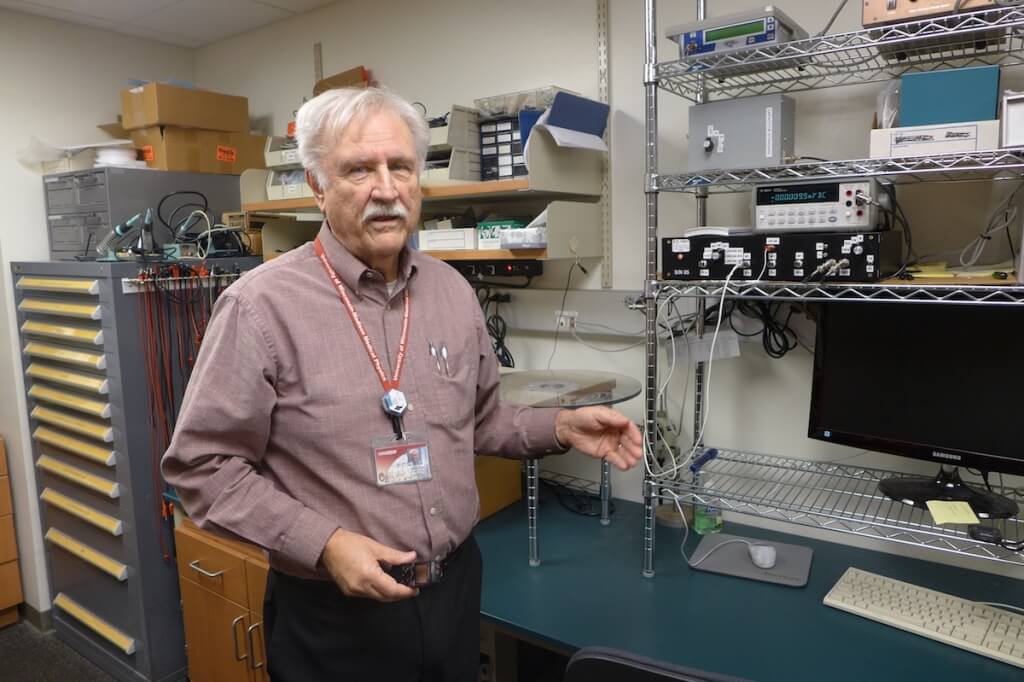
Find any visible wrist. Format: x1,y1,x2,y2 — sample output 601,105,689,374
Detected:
554,410,571,450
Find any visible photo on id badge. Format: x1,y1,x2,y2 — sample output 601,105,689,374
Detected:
373,434,432,486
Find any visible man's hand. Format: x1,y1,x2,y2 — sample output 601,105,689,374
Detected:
554,406,643,471
319,529,419,602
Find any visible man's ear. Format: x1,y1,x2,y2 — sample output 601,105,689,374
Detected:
307,170,326,208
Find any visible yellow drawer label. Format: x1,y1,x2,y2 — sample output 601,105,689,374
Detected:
21,321,103,345
16,277,100,295
52,593,135,654
31,406,113,443
34,427,115,466
26,363,108,394
29,385,111,418
19,298,102,320
24,341,106,369
46,529,127,581
40,488,123,536
36,455,119,498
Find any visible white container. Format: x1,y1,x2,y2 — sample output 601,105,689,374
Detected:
418,228,476,251
869,120,1000,158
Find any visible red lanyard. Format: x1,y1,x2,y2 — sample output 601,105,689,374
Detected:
313,237,410,392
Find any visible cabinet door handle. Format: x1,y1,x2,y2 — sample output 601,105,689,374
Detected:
231,615,248,661
188,559,224,578
247,621,265,670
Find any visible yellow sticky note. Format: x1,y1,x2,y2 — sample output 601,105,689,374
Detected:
926,500,980,525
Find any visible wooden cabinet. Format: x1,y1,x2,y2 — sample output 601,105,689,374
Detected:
175,520,269,682
0,438,23,628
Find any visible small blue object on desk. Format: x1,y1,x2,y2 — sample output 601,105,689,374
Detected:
899,65,1000,127
476,496,1022,681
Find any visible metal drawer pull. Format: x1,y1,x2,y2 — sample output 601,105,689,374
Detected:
188,559,224,579
231,615,248,661
247,622,265,670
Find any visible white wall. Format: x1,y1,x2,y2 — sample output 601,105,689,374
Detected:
0,8,193,611
190,0,1024,579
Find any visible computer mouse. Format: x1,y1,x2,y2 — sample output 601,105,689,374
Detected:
748,543,777,569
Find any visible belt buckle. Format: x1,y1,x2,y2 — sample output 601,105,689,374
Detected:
413,560,443,587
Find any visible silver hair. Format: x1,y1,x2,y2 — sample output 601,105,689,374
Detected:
295,87,429,188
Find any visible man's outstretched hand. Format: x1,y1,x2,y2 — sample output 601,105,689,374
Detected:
554,406,643,471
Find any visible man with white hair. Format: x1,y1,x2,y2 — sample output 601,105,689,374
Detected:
162,87,642,681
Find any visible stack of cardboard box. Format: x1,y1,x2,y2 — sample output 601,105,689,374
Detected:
121,82,266,175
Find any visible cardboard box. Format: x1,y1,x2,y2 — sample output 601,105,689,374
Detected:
131,126,266,175
870,120,1000,159
477,219,526,250
475,455,522,520
313,66,369,96
121,82,249,132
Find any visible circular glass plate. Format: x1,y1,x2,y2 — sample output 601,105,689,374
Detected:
499,369,642,408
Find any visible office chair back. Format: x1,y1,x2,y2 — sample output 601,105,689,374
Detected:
564,646,751,682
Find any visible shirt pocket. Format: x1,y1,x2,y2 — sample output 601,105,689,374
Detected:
427,351,477,430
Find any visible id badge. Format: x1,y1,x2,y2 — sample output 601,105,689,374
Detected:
372,433,432,487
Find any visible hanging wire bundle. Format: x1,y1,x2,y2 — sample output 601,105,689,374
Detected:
132,263,243,560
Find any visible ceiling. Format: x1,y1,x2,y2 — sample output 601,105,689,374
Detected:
0,0,335,48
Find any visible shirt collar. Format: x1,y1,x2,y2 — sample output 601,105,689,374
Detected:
316,222,417,298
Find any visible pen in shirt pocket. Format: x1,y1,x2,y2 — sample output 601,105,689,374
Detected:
428,342,443,375
439,343,451,377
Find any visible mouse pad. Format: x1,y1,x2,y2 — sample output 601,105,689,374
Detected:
691,533,813,587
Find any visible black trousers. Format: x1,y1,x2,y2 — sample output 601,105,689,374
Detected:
264,536,482,682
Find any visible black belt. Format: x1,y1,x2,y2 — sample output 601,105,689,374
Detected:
383,538,468,588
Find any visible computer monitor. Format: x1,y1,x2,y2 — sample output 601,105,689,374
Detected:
808,302,1022,519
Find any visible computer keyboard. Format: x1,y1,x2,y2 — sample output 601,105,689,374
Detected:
824,567,1024,669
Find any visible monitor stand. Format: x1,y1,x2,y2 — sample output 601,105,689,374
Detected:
878,466,1019,520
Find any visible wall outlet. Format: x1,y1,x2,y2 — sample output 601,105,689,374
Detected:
554,310,578,329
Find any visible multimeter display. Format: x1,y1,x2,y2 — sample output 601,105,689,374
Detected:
705,20,767,43
757,184,840,206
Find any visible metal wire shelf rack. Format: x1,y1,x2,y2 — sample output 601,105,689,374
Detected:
655,280,1024,306
652,448,1024,566
539,470,602,496
656,7,1024,102
656,149,1024,194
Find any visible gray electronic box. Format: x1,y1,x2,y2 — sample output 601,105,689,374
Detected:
43,168,241,261
688,93,795,172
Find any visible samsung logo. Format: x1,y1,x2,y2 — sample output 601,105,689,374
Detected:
932,451,962,462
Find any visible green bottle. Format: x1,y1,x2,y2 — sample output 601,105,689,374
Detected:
691,467,723,535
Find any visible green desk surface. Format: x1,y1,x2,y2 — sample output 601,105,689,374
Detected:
476,496,1023,682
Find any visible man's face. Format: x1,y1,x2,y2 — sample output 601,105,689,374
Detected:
310,109,422,275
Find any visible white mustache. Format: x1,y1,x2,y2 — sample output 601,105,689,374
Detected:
362,202,408,221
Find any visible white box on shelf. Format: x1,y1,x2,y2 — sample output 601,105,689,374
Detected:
1002,92,1024,148
428,105,480,152
421,149,481,186
264,136,301,169
266,168,314,200
869,120,1000,158
418,228,476,251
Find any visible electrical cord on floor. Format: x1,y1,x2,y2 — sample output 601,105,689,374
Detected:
540,478,614,518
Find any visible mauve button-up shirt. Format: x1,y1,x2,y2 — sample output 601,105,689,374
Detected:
161,223,564,579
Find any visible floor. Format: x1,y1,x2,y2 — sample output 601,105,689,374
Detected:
0,622,114,681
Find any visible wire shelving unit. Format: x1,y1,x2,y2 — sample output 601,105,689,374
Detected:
656,7,1024,102
641,1,1024,576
